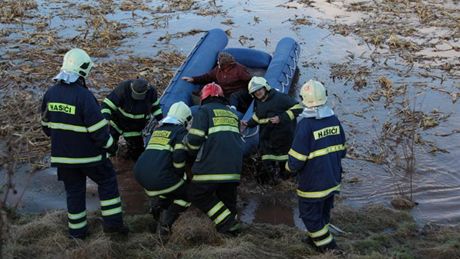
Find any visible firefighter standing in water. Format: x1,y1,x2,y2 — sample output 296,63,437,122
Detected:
183,83,243,235
101,78,163,160
241,76,303,185
41,48,128,239
286,80,346,253
133,101,192,238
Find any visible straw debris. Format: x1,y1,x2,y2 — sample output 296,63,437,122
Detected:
4,204,460,258
0,89,48,170
0,0,37,23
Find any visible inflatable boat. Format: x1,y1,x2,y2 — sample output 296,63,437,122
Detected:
159,28,300,155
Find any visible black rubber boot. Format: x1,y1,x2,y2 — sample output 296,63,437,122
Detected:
103,224,130,236
149,199,163,233
217,215,241,237
256,162,277,185
158,206,182,240
317,240,343,254
301,236,315,247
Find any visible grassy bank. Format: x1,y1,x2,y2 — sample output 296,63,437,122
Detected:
2,204,459,259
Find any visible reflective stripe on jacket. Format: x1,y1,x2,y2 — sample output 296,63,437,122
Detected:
101,80,163,133
287,115,346,200
41,80,112,167
184,100,243,183
133,124,188,192
247,90,303,157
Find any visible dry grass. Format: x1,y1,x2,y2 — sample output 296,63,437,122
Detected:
3,204,460,258
0,90,48,170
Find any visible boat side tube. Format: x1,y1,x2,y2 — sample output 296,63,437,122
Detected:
264,37,301,93
160,29,228,114
223,48,272,69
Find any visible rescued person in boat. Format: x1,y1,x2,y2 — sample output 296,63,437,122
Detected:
101,78,163,160
133,101,193,240
240,76,302,185
181,52,252,113
285,80,346,253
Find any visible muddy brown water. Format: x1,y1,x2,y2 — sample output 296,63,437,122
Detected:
1,0,459,226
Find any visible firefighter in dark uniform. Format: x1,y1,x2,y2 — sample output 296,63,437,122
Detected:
101,78,163,160
133,101,192,237
41,48,128,239
241,76,303,184
286,80,346,253
183,83,243,235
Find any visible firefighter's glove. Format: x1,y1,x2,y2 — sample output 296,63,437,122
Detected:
107,141,118,156
284,162,297,178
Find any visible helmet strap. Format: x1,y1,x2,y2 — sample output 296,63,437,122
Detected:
79,77,87,88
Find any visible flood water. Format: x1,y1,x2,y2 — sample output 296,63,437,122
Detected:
1,0,459,226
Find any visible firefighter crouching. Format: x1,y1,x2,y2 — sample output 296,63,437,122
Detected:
133,101,192,237
101,78,163,160
41,48,128,239
183,83,243,235
241,76,303,185
286,80,346,253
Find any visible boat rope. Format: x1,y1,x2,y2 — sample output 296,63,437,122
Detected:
242,125,259,139
280,45,300,93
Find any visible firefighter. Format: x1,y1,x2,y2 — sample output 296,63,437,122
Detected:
183,83,243,235
133,101,192,237
286,80,346,253
41,48,128,239
101,78,163,160
240,76,303,185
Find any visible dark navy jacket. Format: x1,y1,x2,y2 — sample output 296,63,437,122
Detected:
184,99,243,183
41,80,113,168
133,124,188,194
287,115,346,200
101,80,163,137
246,90,302,159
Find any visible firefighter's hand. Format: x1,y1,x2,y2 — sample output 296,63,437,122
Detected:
269,116,280,124
182,76,194,83
107,141,118,156
240,120,248,133
284,162,297,178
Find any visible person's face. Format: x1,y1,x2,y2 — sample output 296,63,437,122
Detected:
217,59,227,69
217,56,232,69
254,88,267,100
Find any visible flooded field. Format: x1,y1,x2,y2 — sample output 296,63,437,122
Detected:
1,0,459,230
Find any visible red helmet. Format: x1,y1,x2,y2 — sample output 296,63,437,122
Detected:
200,82,224,101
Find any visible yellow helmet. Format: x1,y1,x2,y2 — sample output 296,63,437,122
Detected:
248,76,271,94
167,101,192,124
61,48,93,78
300,80,327,108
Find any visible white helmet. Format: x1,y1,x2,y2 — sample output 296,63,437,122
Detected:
167,101,192,124
61,48,93,78
300,80,327,108
248,76,271,95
